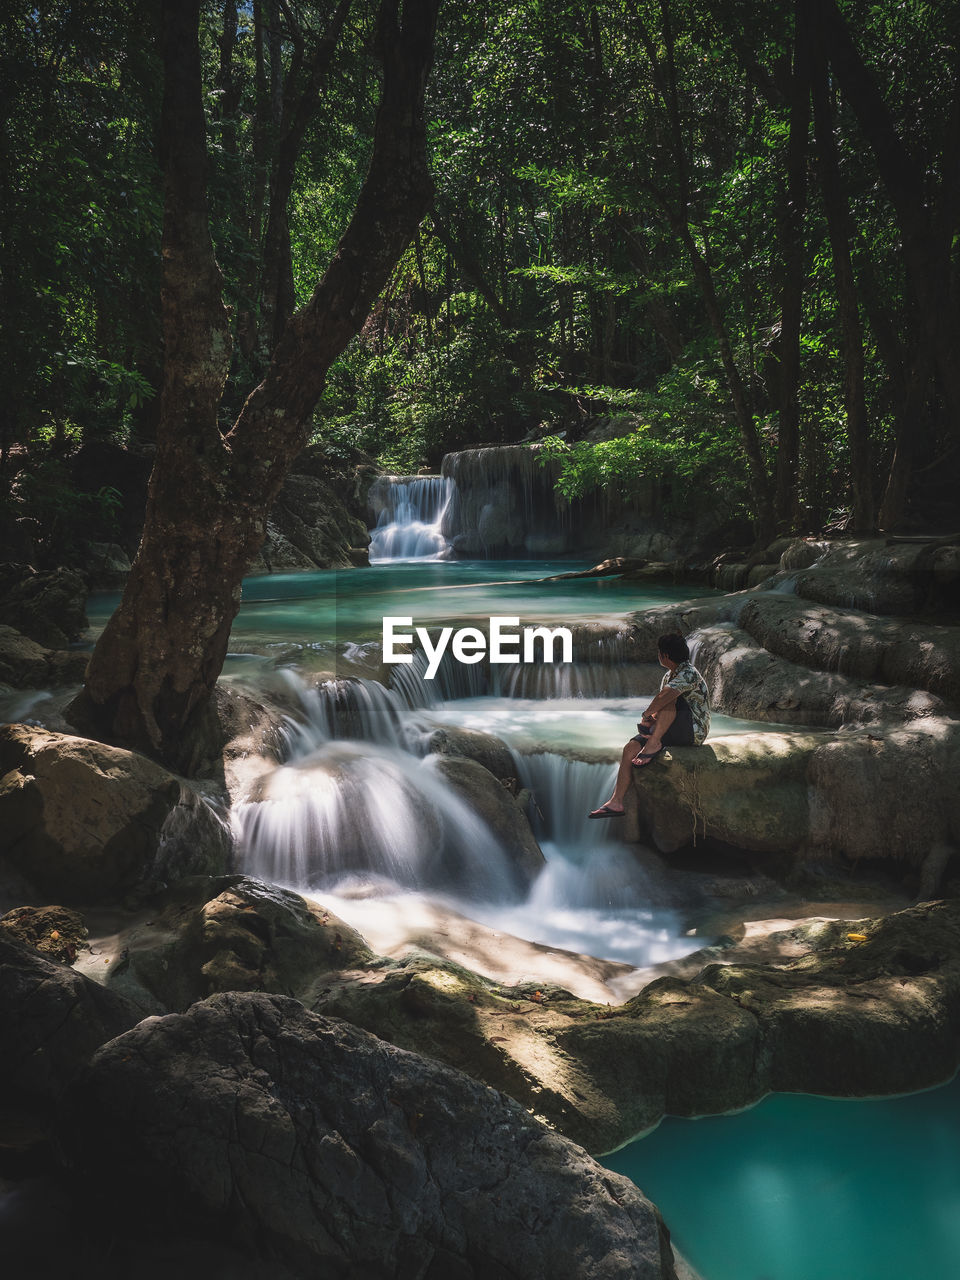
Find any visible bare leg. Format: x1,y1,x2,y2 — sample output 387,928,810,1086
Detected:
589,739,642,816
638,701,675,757
589,704,679,816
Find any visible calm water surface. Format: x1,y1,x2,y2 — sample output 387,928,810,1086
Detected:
87,560,711,647
604,1079,960,1280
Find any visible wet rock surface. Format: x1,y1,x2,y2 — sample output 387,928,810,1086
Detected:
0,564,88,649
734,592,960,704
694,624,948,727
0,935,138,1110
74,875,375,1015
624,717,960,877
60,991,679,1280
247,449,373,572
425,723,517,781
616,537,960,881
0,903,87,964
0,624,93,689
432,754,545,885
0,725,230,902
317,899,960,1154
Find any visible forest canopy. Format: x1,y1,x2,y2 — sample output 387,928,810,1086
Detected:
3,0,958,552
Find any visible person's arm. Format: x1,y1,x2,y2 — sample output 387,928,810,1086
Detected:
640,685,681,722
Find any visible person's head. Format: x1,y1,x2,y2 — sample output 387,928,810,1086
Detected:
657,633,689,666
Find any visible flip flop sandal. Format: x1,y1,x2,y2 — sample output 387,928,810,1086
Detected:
631,746,664,768
588,804,626,819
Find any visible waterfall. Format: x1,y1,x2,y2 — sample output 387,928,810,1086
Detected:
439,442,659,557
465,749,690,967
440,445,573,556
236,668,696,973
236,667,526,901
367,474,454,561
273,657,488,760
491,660,654,699
235,743,526,902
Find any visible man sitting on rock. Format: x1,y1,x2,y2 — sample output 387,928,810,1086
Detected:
589,632,710,818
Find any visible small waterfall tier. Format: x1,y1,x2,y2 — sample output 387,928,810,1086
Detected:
367,474,454,561
440,443,661,558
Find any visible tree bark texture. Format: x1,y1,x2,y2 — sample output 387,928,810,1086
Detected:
819,0,960,443
810,34,873,531
774,0,811,533
71,0,441,771
258,0,353,356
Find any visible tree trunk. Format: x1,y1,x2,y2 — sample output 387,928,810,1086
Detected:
68,0,441,771
638,0,774,537
237,0,271,361
819,0,960,439
259,0,352,354
774,0,811,533
811,34,873,530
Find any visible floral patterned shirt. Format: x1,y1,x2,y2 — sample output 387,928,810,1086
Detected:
662,660,711,745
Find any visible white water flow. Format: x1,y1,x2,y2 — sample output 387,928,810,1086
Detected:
368,474,454,561
466,751,691,968
237,742,525,901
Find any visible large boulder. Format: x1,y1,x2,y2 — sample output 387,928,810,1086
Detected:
61,991,680,1280
628,732,819,855
432,754,546,884
250,471,370,572
425,724,517,781
0,563,88,648
74,876,375,1014
693,625,947,727
0,935,138,1110
0,903,87,964
627,722,960,874
82,540,133,590
0,625,50,687
318,901,960,1154
734,593,960,705
791,538,960,615
806,719,960,865
0,624,89,688
0,725,230,902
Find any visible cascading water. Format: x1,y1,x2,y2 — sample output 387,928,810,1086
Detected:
234,665,698,973
367,474,454,561
236,741,525,902
466,750,691,967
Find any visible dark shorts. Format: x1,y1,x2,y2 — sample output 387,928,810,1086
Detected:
633,696,696,747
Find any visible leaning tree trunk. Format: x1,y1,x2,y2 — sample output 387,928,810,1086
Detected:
69,0,441,772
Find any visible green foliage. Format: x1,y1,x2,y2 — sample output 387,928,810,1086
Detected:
537,361,752,519
0,0,162,458
316,287,550,471
5,457,124,561
5,0,957,538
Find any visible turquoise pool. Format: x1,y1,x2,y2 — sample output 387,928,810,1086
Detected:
603,1077,960,1280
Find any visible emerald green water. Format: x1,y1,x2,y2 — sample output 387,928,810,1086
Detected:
86,560,707,647
603,1078,960,1280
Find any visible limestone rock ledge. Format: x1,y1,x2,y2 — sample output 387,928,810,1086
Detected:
315,898,960,1155
626,719,960,872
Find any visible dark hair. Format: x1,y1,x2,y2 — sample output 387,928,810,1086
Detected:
657,633,689,663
